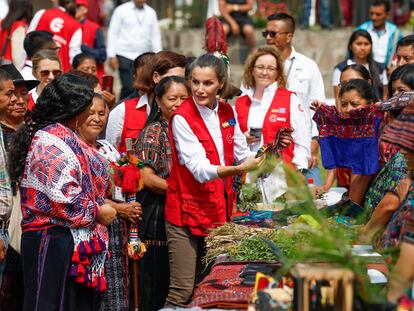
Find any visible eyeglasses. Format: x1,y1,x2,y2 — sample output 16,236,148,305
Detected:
261,30,290,38
39,70,62,78
254,65,277,73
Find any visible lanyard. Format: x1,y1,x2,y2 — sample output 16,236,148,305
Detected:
134,7,145,26
286,57,295,82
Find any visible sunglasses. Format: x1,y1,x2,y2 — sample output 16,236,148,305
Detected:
39,70,62,78
261,30,290,38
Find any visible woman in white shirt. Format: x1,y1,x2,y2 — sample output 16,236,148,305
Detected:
165,54,264,307
235,46,311,201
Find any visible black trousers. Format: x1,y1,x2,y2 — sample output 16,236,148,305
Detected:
21,227,97,311
117,55,135,101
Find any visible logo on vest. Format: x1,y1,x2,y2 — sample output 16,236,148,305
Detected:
298,104,304,112
272,108,286,114
50,18,64,33
226,133,233,144
269,114,278,122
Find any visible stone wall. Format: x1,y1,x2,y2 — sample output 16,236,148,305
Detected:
162,28,368,99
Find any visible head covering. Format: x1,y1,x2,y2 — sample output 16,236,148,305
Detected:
0,64,39,91
375,91,414,112
382,103,414,153
75,0,88,6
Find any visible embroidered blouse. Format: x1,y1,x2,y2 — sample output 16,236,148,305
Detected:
20,123,110,232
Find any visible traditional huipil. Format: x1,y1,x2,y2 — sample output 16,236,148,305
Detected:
28,7,82,72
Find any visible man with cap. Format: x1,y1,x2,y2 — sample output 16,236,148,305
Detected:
0,63,38,307
0,68,14,288
75,0,106,80
0,64,38,132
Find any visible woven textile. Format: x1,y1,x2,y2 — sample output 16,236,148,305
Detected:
382,103,414,153
375,91,414,112
189,263,253,309
313,105,383,174
20,123,110,290
364,152,408,218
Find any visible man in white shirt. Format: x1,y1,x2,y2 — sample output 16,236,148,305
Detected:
264,12,326,185
107,0,162,100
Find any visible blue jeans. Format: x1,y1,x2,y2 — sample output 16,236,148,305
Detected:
306,166,323,186
0,229,9,289
301,0,331,27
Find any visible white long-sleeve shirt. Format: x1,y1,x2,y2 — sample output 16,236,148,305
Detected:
106,2,162,60
28,7,82,65
105,94,150,149
242,82,311,170
171,99,253,183
285,47,326,138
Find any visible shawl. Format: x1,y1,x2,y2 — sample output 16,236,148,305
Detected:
20,123,110,291
313,105,383,175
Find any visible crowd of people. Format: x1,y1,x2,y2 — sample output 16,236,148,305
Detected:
0,0,414,310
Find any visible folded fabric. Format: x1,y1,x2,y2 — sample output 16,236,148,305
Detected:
313,105,383,175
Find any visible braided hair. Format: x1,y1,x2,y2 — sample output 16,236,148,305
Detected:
8,73,94,193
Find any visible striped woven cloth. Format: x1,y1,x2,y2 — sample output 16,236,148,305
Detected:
313,104,383,175
382,102,414,153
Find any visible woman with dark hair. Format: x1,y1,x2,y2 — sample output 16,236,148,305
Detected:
73,91,141,311
28,0,81,72
332,29,388,102
135,76,189,311
165,54,264,307
106,51,186,152
9,73,117,310
0,0,33,69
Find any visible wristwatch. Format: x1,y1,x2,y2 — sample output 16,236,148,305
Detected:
233,4,240,12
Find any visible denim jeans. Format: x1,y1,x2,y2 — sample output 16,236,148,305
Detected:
0,229,9,289
301,0,331,27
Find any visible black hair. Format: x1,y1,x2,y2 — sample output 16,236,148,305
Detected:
0,69,13,85
70,69,99,88
341,64,373,82
371,0,390,12
145,76,189,125
72,53,97,69
59,0,77,17
388,63,414,96
339,79,376,103
397,34,414,50
185,56,196,81
267,13,295,33
1,0,33,30
133,52,155,71
8,73,94,192
23,31,55,58
347,30,383,99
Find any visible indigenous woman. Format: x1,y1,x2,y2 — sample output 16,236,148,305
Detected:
332,30,388,102
0,0,33,69
320,64,377,192
135,76,189,311
359,92,413,246
8,73,117,310
106,51,186,152
74,92,142,311
165,54,264,307
29,49,62,109
381,103,414,303
313,79,380,206
235,46,310,201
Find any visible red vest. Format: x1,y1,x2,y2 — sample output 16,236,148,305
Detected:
28,92,35,111
235,88,294,162
81,19,104,80
0,20,27,61
35,8,81,72
118,97,147,153
165,97,235,236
